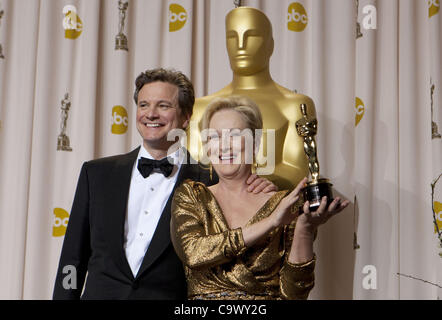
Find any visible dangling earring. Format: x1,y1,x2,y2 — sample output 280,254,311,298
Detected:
209,163,213,181
251,157,258,175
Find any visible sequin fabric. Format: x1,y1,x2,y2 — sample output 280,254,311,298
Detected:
170,180,316,300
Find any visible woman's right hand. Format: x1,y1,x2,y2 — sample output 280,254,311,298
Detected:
270,177,308,228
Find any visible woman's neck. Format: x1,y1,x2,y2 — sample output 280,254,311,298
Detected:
214,170,252,197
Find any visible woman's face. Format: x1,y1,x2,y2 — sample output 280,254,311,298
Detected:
207,109,255,179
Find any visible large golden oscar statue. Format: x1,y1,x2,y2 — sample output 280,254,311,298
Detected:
188,6,317,190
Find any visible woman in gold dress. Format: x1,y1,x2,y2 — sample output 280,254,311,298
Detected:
171,96,349,300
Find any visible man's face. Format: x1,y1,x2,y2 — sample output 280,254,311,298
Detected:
136,81,190,152
225,9,273,75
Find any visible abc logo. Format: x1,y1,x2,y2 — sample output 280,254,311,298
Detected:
287,2,308,32
169,3,187,32
53,208,69,237
63,5,83,39
355,97,365,126
429,0,440,18
111,105,129,134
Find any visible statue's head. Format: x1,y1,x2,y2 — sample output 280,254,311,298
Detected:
225,7,274,76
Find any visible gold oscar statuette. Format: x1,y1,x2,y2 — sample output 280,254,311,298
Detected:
295,103,333,212
233,0,243,8
0,9,4,59
57,93,73,151
356,0,363,39
431,80,441,139
115,0,128,51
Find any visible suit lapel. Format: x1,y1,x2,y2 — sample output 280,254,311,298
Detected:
135,152,201,279
104,147,140,281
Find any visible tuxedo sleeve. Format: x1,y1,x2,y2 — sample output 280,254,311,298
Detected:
53,162,91,299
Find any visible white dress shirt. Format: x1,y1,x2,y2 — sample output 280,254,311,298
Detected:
124,145,184,277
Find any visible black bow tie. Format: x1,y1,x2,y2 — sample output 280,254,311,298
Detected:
137,157,174,178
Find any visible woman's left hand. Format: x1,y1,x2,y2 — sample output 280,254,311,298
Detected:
246,174,278,193
296,196,350,234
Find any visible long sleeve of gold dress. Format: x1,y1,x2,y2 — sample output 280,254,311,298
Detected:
170,180,315,300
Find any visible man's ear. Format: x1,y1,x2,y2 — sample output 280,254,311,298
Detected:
182,113,192,130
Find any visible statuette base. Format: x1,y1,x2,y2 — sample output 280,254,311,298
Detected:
115,34,128,51
301,178,333,212
57,134,72,151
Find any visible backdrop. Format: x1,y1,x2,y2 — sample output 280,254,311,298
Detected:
0,0,441,299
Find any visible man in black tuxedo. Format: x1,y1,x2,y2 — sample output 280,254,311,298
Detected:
53,68,275,299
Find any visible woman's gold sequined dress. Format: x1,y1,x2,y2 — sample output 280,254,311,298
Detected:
171,180,315,300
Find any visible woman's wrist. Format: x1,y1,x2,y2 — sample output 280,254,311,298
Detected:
289,236,314,264
294,218,316,237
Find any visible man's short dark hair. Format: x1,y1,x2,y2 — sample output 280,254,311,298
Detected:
133,68,195,117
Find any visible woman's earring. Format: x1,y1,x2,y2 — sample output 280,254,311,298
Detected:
209,163,213,181
251,159,258,175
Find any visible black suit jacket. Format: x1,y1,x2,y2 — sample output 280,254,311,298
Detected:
53,147,213,299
